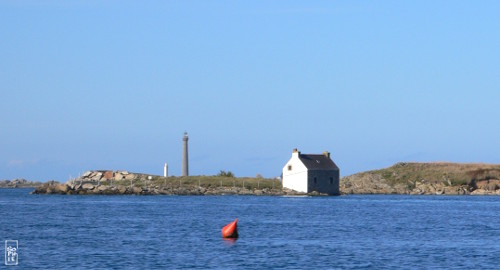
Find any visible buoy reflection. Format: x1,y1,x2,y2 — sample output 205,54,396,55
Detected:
223,238,238,245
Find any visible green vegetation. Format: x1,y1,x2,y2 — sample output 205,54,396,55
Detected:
100,175,281,190
216,170,235,177
366,162,500,188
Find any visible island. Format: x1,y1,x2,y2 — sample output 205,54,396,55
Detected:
31,171,294,196
30,162,500,195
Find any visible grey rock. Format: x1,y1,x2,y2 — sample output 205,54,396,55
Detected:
97,185,109,192
117,186,127,194
238,189,253,195
114,173,123,180
82,183,95,190
54,184,69,193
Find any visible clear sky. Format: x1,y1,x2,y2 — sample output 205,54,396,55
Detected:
1,1,499,181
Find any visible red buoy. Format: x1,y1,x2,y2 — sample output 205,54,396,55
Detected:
222,218,238,238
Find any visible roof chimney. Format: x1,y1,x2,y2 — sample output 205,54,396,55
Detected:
323,151,330,159
292,148,301,157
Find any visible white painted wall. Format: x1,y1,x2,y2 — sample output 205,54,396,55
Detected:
282,151,308,193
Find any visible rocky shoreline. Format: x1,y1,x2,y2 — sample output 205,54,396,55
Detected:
31,180,500,196
30,182,306,196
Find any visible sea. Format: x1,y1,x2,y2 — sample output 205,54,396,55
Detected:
0,189,498,269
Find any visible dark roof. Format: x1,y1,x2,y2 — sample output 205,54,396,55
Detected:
299,154,339,170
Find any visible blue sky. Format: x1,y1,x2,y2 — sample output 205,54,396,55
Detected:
1,1,499,181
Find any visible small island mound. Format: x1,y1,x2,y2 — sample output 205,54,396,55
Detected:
342,162,500,195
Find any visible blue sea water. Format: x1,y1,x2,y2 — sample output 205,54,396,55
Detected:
0,189,499,269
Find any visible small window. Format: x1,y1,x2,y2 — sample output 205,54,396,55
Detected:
314,177,317,184
288,165,292,171
330,177,333,184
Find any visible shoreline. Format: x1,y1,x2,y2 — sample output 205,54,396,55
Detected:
2,184,498,196
28,181,499,196
30,182,305,196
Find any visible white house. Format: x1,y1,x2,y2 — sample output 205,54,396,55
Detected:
282,148,340,195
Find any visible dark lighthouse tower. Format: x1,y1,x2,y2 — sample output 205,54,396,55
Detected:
182,132,189,176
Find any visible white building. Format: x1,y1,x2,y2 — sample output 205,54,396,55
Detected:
282,148,340,195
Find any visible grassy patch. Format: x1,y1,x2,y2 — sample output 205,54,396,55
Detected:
103,175,281,190
370,162,500,188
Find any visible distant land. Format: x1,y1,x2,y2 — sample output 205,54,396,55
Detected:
0,179,42,188
5,162,499,195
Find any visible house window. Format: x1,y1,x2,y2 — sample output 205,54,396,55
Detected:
330,177,333,184
314,177,317,184
288,165,292,171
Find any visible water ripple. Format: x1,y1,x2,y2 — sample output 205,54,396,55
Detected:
0,190,498,269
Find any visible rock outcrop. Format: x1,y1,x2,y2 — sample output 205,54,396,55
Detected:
341,162,500,195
